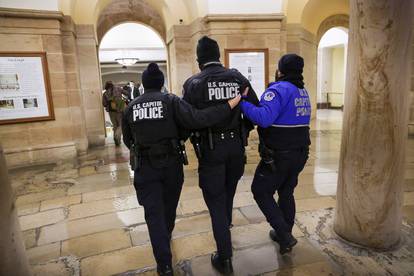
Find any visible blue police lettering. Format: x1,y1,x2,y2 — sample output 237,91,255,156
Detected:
133,101,164,121
207,81,240,100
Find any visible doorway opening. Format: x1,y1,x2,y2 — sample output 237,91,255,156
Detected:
98,22,168,144
317,27,348,111
315,27,348,130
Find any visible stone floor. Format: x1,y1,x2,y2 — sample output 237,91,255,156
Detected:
9,110,414,276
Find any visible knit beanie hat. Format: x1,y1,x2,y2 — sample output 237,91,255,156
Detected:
278,54,304,75
142,63,164,90
196,36,220,65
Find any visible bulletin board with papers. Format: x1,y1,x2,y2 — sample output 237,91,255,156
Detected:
225,49,269,99
0,52,54,124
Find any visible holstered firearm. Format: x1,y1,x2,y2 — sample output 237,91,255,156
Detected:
258,137,276,172
240,115,249,164
171,139,189,165
190,132,203,159
130,144,140,171
240,115,248,147
207,128,214,150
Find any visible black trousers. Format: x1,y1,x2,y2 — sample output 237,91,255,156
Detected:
133,158,184,267
251,148,308,235
198,137,245,259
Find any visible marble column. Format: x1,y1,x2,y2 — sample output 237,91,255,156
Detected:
0,144,31,276
334,0,413,249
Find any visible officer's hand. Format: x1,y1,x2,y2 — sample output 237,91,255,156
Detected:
228,95,241,109
242,87,249,97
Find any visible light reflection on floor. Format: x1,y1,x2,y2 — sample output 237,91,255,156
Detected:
10,109,414,276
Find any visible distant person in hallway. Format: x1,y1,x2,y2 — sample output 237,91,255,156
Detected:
122,63,241,276
240,54,311,255
102,80,129,146
127,80,140,99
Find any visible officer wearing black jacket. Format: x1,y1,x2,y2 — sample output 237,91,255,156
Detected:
182,36,258,274
122,63,241,276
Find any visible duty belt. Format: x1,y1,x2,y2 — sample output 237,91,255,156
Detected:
269,146,309,154
212,130,240,141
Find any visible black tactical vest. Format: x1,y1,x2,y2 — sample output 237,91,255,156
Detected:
127,90,179,146
186,67,245,132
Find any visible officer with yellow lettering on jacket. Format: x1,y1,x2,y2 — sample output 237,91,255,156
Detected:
122,63,241,276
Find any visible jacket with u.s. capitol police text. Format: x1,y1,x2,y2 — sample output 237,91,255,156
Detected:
240,81,311,150
182,63,259,133
122,88,232,149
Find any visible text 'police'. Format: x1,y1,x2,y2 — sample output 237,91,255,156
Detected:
208,81,240,101
133,101,164,121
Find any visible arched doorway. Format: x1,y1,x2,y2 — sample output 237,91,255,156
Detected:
317,27,348,111
98,22,168,143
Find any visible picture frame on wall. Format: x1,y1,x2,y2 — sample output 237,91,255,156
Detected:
224,48,269,99
0,52,54,125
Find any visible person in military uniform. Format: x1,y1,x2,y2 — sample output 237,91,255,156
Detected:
182,36,258,274
102,81,129,146
240,54,311,255
122,63,241,276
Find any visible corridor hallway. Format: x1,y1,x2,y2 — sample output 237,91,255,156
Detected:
10,110,414,276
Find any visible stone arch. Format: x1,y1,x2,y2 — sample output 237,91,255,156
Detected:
301,0,349,34
317,14,349,43
96,0,166,44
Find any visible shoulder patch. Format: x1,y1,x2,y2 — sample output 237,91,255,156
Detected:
263,91,276,102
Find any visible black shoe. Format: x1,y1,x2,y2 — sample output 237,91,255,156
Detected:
157,264,173,276
269,229,281,243
211,253,233,275
269,230,297,255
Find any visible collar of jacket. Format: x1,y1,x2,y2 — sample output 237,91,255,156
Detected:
143,88,161,93
202,61,222,69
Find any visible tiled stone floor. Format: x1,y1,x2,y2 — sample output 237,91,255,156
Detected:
9,110,414,276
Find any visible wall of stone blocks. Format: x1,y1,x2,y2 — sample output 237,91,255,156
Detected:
167,25,194,96
167,15,286,97
409,39,414,136
75,24,106,147
286,24,318,120
0,10,88,167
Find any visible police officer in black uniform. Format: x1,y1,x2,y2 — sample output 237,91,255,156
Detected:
122,63,241,276
240,54,311,255
182,36,258,274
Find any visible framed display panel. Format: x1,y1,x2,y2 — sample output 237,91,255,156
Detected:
225,49,269,99
0,52,55,125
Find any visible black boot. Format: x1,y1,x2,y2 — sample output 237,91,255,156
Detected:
269,229,281,243
269,230,297,255
157,264,173,276
114,139,120,146
211,253,233,275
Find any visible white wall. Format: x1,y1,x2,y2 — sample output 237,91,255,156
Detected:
318,47,333,103
319,27,348,48
317,27,348,107
99,23,167,63
207,0,282,14
330,46,345,107
99,49,167,62
0,0,59,11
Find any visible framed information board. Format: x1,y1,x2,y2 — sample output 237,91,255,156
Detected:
225,49,269,99
0,52,54,125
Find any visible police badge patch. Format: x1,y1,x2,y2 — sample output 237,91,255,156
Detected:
263,91,275,101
